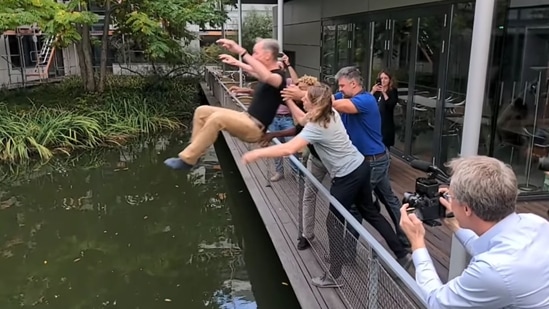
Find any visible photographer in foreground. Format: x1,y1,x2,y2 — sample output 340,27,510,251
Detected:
400,156,549,308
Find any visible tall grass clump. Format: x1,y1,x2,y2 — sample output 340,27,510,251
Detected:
0,75,200,164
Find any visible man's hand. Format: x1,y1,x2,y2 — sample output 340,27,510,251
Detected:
282,85,306,101
228,85,251,94
371,84,383,93
241,150,261,165
258,132,276,147
281,53,290,66
438,188,460,231
228,85,241,93
216,39,245,55
219,54,239,66
399,204,427,251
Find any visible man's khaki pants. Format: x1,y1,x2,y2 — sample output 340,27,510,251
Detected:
179,105,264,165
300,155,328,239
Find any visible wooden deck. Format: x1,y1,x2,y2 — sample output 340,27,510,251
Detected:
200,81,549,308
201,84,347,308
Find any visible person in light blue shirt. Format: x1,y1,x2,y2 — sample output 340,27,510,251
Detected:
400,155,549,309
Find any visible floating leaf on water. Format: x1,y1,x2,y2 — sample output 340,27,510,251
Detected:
281,282,288,286
0,197,16,210
164,298,172,302
144,216,148,219
73,258,81,263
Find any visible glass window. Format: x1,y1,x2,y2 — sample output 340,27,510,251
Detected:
493,4,549,194
337,24,351,69
520,7,549,20
321,24,337,82
439,3,475,163
508,9,519,20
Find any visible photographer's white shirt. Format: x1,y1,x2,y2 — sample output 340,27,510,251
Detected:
413,212,549,308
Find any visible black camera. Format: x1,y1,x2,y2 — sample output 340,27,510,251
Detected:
540,156,549,171
402,160,452,227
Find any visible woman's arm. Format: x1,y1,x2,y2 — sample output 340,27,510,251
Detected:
285,99,307,126
242,136,309,164
385,88,399,109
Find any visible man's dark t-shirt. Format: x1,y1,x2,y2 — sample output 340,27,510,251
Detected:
246,69,286,130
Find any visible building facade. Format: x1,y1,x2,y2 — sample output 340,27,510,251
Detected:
276,0,549,198
0,31,80,88
200,4,275,46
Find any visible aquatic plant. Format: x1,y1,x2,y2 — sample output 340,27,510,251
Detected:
0,76,197,163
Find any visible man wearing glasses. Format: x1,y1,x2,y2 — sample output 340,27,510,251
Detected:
400,156,549,308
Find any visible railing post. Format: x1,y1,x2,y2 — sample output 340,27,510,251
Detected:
368,254,379,309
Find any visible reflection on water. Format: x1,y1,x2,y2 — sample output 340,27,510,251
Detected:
0,134,296,309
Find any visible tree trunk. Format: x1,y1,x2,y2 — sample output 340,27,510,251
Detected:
98,0,112,93
81,23,96,93
75,25,89,88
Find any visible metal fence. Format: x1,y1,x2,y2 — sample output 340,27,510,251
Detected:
205,66,428,309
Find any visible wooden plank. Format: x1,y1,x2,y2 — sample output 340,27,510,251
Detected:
200,82,345,309
239,148,351,309
221,131,331,309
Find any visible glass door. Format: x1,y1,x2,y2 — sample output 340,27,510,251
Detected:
411,14,449,163
369,19,390,86
336,24,352,69
389,8,451,163
351,22,370,81
320,23,352,86
386,17,414,155
320,24,337,83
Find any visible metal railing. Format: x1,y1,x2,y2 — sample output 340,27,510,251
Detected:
205,66,428,309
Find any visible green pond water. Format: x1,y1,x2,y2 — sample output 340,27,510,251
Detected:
0,133,301,309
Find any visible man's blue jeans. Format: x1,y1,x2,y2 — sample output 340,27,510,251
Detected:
268,115,297,174
369,151,411,247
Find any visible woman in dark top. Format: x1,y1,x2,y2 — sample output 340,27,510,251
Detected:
371,70,398,150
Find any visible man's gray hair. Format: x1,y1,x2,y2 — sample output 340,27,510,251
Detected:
255,38,279,59
447,156,518,222
335,66,363,86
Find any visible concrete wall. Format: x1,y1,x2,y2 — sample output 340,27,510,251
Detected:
274,0,322,77
273,0,446,78
62,44,81,76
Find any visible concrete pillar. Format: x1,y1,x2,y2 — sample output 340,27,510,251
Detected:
277,0,283,48
237,0,243,87
449,0,496,280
